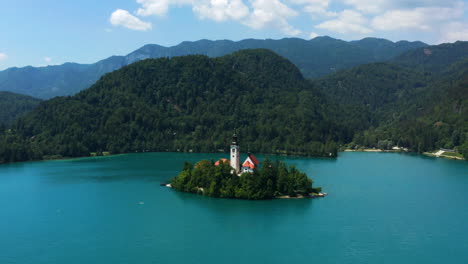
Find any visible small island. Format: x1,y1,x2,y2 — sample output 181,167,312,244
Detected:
171,134,323,200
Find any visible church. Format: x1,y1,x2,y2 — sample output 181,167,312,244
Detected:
215,133,260,175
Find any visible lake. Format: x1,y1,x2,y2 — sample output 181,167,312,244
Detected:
0,152,467,264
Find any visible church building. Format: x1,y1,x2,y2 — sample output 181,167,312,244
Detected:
215,133,259,176
241,153,260,174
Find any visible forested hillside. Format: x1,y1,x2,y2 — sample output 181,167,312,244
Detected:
0,50,344,164
316,42,468,156
1,41,466,164
0,37,426,99
0,92,41,126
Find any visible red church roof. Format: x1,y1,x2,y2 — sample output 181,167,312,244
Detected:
214,158,229,166
248,153,260,165
242,160,255,169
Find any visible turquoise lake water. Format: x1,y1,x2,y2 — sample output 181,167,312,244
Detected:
0,152,467,264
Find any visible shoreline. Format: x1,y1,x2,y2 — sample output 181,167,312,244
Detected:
1,149,465,166
343,149,404,152
423,152,465,161
165,184,327,200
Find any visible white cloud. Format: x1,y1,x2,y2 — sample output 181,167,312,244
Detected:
193,0,250,22
44,57,52,63
244,0,301,35
0,53,7,62
342,0,387,14
316,10,372,34
371,4,464,31
136,0,191,17
309,32,319,39
342,0,461,14
438,22,468,43
106,0,468,42
134,0,301,35
288,0,337,18
110,9,152,31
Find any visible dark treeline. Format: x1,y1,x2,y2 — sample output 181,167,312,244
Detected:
171,158,320,200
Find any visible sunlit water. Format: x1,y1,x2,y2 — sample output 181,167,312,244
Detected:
0,152,467,264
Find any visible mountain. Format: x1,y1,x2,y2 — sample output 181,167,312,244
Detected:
0,49,344,164
393,41,468,72
0,37,427,99
0,92,41,126
316,41,468,154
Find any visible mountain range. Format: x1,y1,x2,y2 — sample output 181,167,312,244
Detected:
0,37,427,99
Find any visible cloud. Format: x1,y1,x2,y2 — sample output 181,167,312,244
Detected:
107,0,468,42
136,0,191,17
342,0,461,14
0,53,7,62
371,4,464,31
134,0,301,35
438,22,468,43
288,0,337,18
44,57,52,63
342,0,387,14
110,9,152,31
244,0,301,35
316,10,372,34
309,32,319,39
193,0,250,22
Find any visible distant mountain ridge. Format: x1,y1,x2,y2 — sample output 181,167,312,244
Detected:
0,37,427,99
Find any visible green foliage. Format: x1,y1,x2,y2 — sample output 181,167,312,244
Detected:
171,158,316,200
316,43,468,156
458,142,468,159
0,49,341,164
0,92,41,126
1,41,466,164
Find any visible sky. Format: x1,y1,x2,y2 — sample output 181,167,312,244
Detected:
1,0,467,70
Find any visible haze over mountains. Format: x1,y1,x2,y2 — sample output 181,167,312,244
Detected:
0,37,427,99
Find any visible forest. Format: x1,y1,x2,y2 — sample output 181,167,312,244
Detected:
0,49,342,164
0,92,41,126
0,42,467,164
314,43,468,156
171,158,320,200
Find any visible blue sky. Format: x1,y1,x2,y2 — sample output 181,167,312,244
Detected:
1,0,467,70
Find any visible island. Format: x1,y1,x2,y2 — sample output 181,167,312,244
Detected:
170,134,323,200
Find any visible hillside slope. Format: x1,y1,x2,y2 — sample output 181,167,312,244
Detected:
0,92,41,126
316,42,468,154
0,50,343,163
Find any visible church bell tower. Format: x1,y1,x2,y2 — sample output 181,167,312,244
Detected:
230,133,240,174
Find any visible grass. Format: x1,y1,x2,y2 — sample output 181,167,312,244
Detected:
441,152,463,158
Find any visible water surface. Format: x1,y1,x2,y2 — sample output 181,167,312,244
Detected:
0,152,467,264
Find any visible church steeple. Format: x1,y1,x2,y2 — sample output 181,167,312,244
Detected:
230,132,240,174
